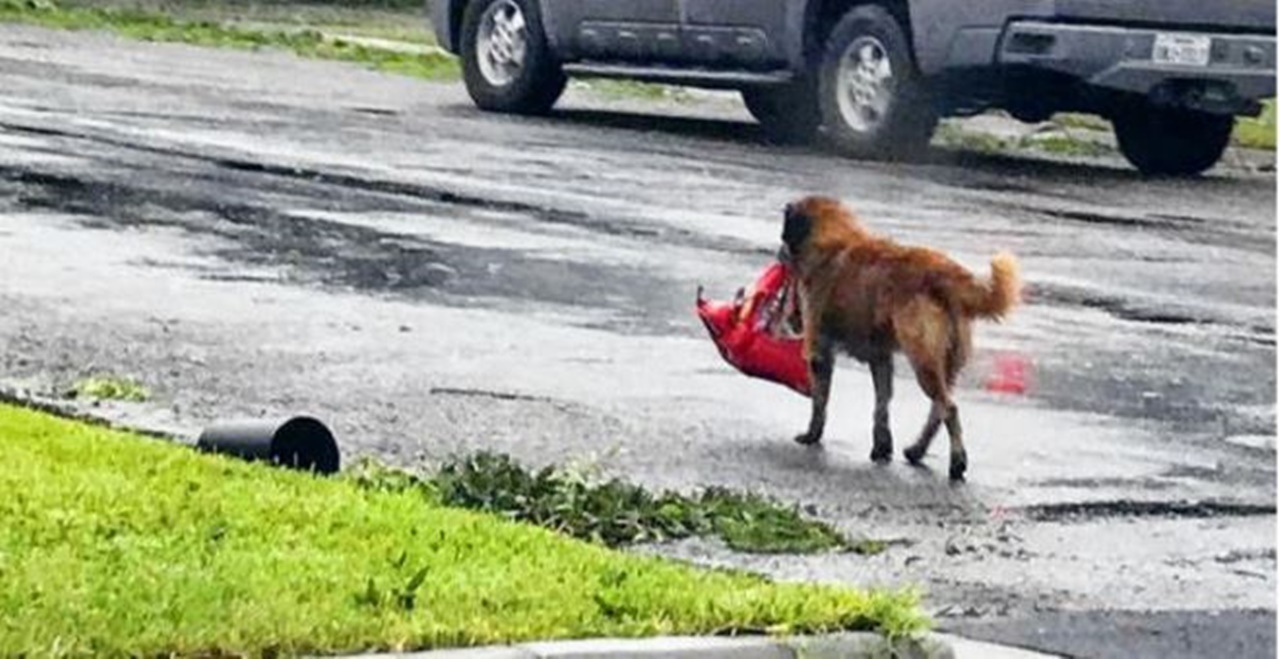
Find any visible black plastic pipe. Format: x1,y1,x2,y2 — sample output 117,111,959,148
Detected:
196,416,340,475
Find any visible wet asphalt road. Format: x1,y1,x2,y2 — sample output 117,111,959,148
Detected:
0,25,1275,658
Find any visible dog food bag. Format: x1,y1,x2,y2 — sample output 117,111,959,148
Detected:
695,261,811,396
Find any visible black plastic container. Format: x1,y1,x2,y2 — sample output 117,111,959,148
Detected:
196,416,340,475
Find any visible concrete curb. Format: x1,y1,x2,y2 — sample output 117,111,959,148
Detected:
330,633,954,659
327,632,1070,659
933,634,1065,658
319,32,451,57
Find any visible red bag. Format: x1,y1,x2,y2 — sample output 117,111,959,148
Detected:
696,261,811,397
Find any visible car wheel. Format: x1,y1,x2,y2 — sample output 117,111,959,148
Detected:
1112,104,1233,177
816,4,937,160
741,82,821,144
460,0,566,114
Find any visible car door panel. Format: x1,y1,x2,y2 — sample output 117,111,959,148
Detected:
544,0,681,62
681,0,792,67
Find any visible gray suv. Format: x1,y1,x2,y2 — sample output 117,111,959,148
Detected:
432,0,1276,175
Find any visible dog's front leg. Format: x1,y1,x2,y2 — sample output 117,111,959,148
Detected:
796,336,833,446
870,357,894,462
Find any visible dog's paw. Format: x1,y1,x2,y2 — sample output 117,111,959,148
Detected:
794,432,822,446
871,428,893,463
903,444,926,465
949,452,968,482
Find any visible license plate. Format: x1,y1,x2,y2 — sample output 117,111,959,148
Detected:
1152,33,1212,67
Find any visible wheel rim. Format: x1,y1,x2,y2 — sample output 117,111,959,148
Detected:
476,0,528,88
835,36,893,134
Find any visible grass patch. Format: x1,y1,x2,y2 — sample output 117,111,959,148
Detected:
68,375,150,402
0,403,926,656
1023,133,1112,158
934,121,1113,159
1053,112,1111,132
932,123,1017,156
1057,104,1276,152
70,0,425,12
1233,99,1276,151
62,0,439,44
0,0,459,80
580,79,694,104
398,452,860,554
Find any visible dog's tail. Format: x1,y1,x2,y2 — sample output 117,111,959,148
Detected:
958,251,1021,320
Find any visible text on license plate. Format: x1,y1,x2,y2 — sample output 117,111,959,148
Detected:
1152,33,1212,67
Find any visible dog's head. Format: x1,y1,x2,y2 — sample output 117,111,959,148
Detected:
778,196,855,264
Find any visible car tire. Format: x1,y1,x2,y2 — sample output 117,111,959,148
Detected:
460,0,567,114
816,4,937,160
742,82,821,144
1112,104,1233,177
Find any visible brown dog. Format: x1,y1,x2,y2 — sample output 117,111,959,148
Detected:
779,196,1020,481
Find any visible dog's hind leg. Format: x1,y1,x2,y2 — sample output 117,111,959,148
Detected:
870,356,894,462
944,403,966,481
942,317,971,480
903,386,947,467
902,361,965,480
895,301,958,476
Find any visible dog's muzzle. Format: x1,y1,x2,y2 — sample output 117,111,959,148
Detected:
776,244,792,264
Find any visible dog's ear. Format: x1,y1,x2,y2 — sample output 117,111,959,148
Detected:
781,201,812,254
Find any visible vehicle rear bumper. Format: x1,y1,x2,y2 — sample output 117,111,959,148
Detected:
997,20,1275,112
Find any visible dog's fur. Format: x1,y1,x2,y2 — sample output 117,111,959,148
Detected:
779,196,1020,480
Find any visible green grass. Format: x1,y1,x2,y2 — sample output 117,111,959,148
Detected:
932,122,1018,156
1057,102,1277,152
1053,112,1112,132
934,121,1113,159
582,79,694,104
1233,99,1276,150
69,375,151,402
1024,133,1112,158
67,0,426,12
61,0,439,44
0,403,926,656
0,0,459,80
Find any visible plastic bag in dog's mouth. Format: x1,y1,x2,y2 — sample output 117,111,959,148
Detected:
695,261,810,397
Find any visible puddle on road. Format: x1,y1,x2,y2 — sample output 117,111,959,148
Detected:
1031,281,1220,329
1013,498,1276,522
5,165,687,333
990,200,1272,256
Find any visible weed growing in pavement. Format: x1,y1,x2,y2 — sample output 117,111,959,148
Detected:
69,375,151,402
348,451,879,554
